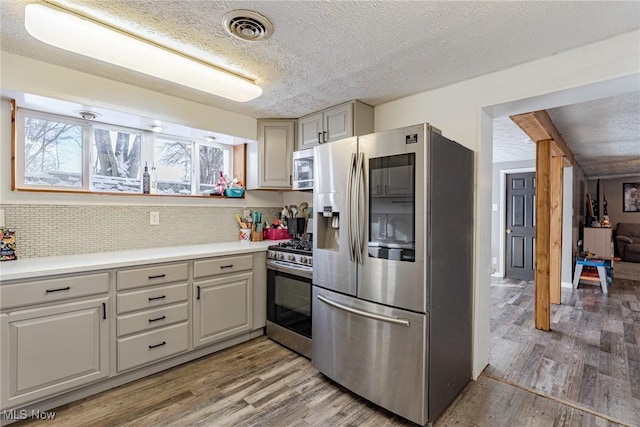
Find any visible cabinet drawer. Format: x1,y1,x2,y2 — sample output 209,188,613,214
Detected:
1,273,110,310
117,263,188,291
117,322,189,372
117,302,188,337
194,255,253,279
117,283,188,314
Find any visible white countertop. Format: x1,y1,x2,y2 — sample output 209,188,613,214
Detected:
0,240,284,282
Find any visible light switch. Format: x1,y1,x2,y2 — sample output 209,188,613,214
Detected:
150,211,160,225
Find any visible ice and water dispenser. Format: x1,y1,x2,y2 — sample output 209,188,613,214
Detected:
315,193,341,251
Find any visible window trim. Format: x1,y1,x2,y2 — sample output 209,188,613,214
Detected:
16,107,89,191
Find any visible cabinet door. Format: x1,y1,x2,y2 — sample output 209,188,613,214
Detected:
257,120,294,189
193,272,253,348
324,103,353,143
298,113,323,149
1,297,110,408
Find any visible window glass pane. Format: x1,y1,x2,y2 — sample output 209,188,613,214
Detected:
91,127,141,192
155,138,192,195
24,116,83,187
198,144,228,193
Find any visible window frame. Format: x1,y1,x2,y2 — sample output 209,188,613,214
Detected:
13,105,238,197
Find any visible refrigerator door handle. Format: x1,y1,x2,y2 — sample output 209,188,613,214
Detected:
355,152,365,264
317,294,411,327
346,152,357,262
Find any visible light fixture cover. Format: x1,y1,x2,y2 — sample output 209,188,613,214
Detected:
24,3,262,102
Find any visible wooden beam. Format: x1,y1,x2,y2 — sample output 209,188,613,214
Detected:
535,139,552,331
510,110,576,167
510,112,551,141
549,156,564,305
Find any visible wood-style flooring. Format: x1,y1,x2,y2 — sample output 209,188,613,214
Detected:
486,276,640,427
11,275,640,427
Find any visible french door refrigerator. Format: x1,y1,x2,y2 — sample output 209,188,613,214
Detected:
312,123,473,426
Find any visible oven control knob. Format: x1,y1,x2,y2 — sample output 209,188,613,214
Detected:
267,250,273,259
278,253,285,260
300,256,307,264
288,254,296,261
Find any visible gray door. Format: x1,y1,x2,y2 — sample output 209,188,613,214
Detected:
505,172,535,281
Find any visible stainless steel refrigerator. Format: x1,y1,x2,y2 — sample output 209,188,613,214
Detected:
312,123,473,426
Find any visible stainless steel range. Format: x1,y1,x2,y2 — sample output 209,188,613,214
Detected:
266,240,313,358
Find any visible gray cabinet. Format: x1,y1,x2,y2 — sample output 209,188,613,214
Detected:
0,250,267,411
297,101,374,150
193,254,254,347
1,296,110,408
115,262,190,373
246,120,295,189
193,272,253,347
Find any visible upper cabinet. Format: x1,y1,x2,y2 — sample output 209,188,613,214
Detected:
297,101,374,150
246,120,296,190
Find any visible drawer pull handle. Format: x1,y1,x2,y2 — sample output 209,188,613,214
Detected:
46,286,71,293
148,341,166,349
148,274,167,279
197,285,201,300
148,295,167,301
220,264,234,269
102,302,107,320
148,315,166,323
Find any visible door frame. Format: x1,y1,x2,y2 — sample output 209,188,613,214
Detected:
496,167,535,278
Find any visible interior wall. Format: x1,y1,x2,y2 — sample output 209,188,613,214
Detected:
374,30,640,379
587,175,640,226
0,69,284,257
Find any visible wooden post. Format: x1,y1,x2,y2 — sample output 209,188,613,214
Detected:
549,156,564,305
535,139,551,331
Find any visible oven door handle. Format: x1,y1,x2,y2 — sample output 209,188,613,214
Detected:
267,260,313,279
317,294,410,327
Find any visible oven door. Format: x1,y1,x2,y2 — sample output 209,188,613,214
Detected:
267,262,312,339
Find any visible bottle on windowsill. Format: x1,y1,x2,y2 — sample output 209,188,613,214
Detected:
142,162,150,194
150,163,158,194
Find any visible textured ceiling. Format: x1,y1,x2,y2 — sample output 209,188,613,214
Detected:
1,1,639,177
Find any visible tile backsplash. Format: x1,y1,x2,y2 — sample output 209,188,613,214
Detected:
1,205,281,259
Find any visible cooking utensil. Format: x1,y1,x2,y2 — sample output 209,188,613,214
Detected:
235,214,248,228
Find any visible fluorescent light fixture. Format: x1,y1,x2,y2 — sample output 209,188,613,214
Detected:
24,3,262,102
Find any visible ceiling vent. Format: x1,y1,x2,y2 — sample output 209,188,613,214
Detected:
223,10,273,42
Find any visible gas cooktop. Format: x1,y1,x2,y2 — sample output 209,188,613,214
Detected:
268,240,312,254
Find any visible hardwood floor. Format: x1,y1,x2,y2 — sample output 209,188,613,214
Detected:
486,276,640,427
11,276,639,427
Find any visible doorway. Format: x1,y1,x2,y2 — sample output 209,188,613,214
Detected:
505,172,536,281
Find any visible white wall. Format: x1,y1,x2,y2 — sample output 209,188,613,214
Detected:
374,30,640,379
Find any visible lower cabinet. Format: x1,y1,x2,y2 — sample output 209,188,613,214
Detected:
0,252,265,411
117,322,189,372
193,272,253,348
0,296,110,408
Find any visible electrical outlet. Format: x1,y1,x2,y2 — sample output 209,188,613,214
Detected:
243,209,251,219
492,257,497,264
0,208,4,227
150,211,160,225
492,204,498,211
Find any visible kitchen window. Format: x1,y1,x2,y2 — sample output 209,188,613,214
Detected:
20,111,85,188
14,107,233,196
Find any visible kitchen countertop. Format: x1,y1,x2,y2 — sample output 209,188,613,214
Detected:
0,240,285,282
